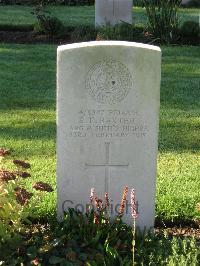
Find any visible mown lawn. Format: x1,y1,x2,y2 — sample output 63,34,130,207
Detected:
0,5,199,27
0,44,199,222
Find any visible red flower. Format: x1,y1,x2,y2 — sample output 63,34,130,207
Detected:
13,160,31,169
31,258,40,265
119,186,128,217
33,182,53,192
105,192,110,208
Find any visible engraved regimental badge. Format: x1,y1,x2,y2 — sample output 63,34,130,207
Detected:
86,59,133,104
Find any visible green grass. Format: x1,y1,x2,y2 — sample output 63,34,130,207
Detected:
0,44,199,221
157,46,200,222
0,5,199,27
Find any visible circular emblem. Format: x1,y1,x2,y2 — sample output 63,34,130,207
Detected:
85,59,132,104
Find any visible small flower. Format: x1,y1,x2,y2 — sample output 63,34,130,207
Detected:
144,31,152,37
90,187,95,204
13,160,31,169
31,258,40,265
105,192,110,208
119,186,128,217
33,182,53,192
95,197,103,211
131,188,138,219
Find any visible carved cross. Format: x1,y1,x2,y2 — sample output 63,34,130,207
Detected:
112,0,115,17
85,142,129,192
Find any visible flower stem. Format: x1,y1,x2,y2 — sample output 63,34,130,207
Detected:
132,218,136,266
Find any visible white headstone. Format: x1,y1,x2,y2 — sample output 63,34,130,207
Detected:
181,0,191,4
57,41,161,230
95,0,133,27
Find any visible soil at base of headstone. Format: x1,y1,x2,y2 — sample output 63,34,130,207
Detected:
0,31,71,45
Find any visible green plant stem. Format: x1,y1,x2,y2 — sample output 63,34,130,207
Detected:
132,218,136,266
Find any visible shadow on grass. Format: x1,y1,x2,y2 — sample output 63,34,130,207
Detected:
0,44,56,111
159,118,200,152
0,121,56,141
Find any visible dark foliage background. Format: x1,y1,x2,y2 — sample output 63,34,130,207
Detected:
0,0,200,7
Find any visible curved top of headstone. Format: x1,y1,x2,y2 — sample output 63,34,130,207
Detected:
57,41,161,53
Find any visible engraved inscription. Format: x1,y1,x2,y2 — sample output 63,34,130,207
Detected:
66,109,148,139
85,59,132,104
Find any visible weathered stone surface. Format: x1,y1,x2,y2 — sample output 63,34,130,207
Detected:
57,41,161,229
95,0,133,26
